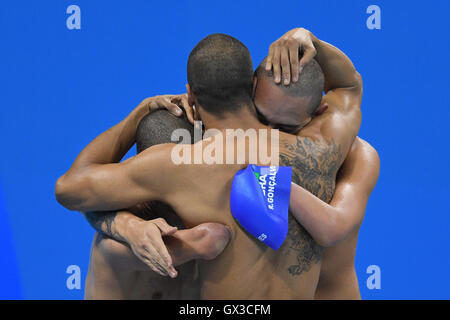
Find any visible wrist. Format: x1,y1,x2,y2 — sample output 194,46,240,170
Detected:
114,212,143,243
128,104,149,127
310,33,321,53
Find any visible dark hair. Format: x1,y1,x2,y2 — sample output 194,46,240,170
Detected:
255,57,324,115
136,110,194,153
187,33,254,116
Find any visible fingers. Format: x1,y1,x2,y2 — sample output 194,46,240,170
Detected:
280,47,290,85
178,95,195,124
135,247,168,277
145,96,183,116
153,218,178,236
272,46,281,84
150,236,178,278
266,29,316,85
141,255,168,277
127,217,178,277
141,239,177,278
162,97,182,116
150,218,178,277
299,46,316,73
265,45,274,71
289,45,300,83
267,40,301,85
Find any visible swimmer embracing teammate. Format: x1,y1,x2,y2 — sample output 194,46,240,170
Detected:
56,27,379,299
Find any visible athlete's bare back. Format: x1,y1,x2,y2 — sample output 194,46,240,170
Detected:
62,120,344,299
132,124,341,299
83,135,376,300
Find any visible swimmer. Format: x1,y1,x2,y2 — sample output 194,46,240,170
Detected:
257,28,380,299
89,29,377,300
84,110,232,299
56,30,362,299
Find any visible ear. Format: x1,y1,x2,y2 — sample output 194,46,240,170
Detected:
314,103,329,116
252,76,258,99
186,84,195,106
186,84,200,121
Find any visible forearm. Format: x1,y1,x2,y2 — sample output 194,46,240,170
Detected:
290,183,343,247
83,210,141,243
69,107,147,170
311,34,362,92
55,106,153,211
87,210,231,273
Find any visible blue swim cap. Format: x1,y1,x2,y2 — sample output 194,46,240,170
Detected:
230,165,292,250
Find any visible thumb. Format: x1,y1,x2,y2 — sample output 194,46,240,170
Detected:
166,103,183,117
152,218,178,236
161,97,182,116
299,46,316,72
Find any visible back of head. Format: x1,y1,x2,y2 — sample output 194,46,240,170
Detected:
255,57,324,117
136,110,194,153
187,33,254,116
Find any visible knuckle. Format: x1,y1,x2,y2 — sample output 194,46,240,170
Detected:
157,217,167,224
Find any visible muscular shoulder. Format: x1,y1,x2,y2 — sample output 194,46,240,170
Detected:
340,137,380,193
129,143,183,195
279,132,342,203
279,132,343,176
352,138,380,174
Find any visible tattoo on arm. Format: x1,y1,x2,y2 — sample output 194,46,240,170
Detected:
84,211,123,241
279,136,343,276
83,204,155,242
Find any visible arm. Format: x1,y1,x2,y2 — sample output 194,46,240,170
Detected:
55,96,185,212
308,31,362,147
266,27,362,92
267,28,362,153
87,210,231,273
85,209,178,277
83,203,164,244
56,143,177,212
311,33,362,93
289,139,380,247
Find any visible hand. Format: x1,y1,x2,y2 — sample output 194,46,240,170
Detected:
137,94,195,124
124,217,179,277
265,28,317,85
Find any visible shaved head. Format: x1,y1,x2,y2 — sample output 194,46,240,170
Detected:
187,33,254,117
254,57,324,130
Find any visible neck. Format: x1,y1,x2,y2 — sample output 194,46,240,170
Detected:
200,102,267,131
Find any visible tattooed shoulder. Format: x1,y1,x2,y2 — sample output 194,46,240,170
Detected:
278,136,343,276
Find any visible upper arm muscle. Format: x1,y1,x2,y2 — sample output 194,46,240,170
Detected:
75,144,178,211
331,139,380,231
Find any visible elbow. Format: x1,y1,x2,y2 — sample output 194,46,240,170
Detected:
315,216,348,247
55,175,69,207
55,174,85,211
193,223,232,260
353,71,363,95
317,233,342,248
